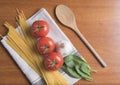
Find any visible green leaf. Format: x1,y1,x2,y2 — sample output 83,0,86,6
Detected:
64,55,73,62
66,67,81,78
63,54,92,80
65,60,75,68
75,65,92,80
81,63,91,76
62,64,67,71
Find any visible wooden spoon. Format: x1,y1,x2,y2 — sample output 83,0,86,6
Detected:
55,4,107,67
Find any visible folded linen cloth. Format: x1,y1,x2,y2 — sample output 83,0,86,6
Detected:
1,8,84,85
1,37,44,85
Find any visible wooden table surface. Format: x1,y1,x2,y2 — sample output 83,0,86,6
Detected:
0,0,120,85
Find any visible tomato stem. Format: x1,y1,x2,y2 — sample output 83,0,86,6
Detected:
48,60,57,69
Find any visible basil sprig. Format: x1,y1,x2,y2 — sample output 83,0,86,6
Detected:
62,54,92,81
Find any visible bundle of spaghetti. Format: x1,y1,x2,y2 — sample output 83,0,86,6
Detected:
4,22,41,75
15,9,49,83
16,9,35,47
16,9,69,85
4,22,52,84
4,9,69,85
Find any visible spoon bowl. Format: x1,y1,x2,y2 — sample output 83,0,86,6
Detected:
56,5,76,28
55,4,107,67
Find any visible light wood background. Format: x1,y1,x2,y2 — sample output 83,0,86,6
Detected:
0,0,120,85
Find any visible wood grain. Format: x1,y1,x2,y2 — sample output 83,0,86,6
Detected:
0,0,120,85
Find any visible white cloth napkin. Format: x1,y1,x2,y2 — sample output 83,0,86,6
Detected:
1,37,43,85
1,8,84,85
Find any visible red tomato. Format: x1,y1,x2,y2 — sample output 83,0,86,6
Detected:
44,52,63,71
37,37,55,54
31,20,49,37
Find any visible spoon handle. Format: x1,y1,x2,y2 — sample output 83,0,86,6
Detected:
73,25,107,67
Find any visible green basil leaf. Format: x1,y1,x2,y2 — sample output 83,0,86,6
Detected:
66,67,82,78
65,60,75,68
75,65,92,80
64,55,73,62
81,63,91,76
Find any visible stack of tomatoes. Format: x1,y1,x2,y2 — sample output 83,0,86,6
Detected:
31,20,63,71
